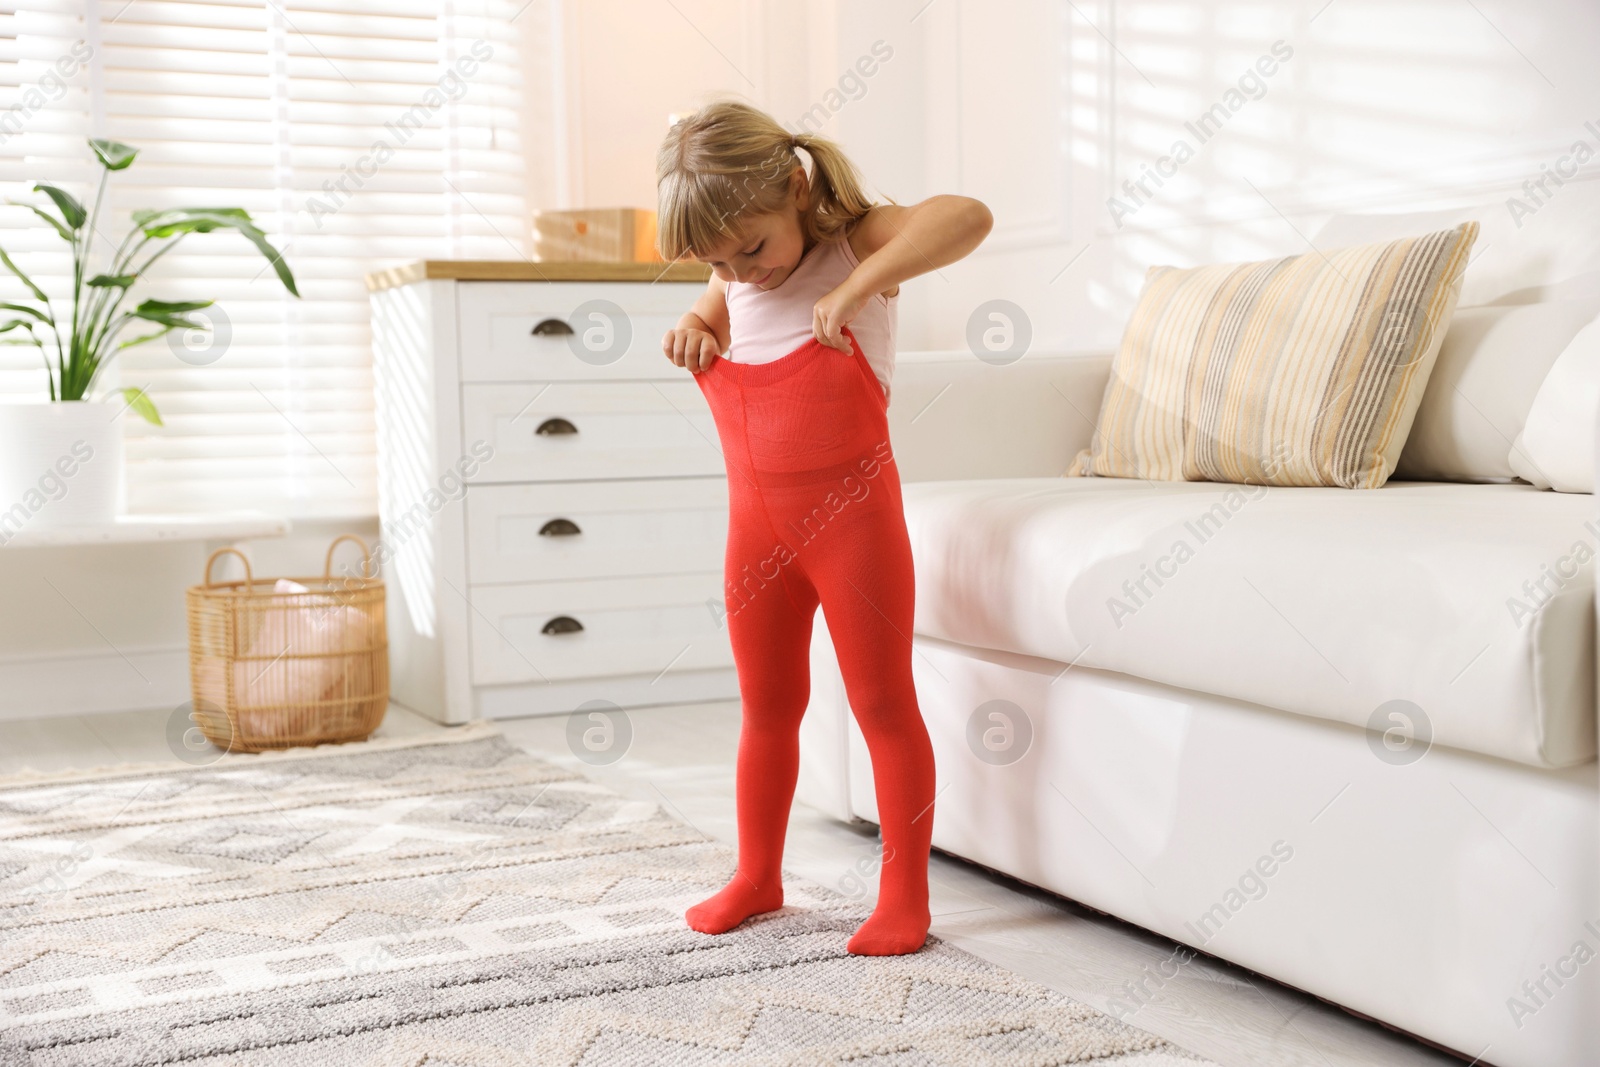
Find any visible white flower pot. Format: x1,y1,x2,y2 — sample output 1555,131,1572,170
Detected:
0,400,124,533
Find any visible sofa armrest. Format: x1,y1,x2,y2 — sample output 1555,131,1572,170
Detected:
887,353,1113,482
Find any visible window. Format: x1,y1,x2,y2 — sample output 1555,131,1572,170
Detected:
0,0,529,518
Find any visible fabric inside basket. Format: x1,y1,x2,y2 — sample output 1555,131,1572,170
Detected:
193,579,369,736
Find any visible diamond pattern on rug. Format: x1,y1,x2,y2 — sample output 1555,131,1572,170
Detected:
0,725,1216,1066
173,823,327,864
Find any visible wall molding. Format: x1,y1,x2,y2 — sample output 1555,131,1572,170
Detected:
0,644,189,721
923,0,1075,253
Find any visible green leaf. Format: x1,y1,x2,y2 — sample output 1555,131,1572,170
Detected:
6,199,72,242
233,222,299,297
89,138,139,171
0,301,48,321
120,386,163,426
116,327,176,350
0,318,27,334
32,184,85,230
129,299,207,331
87,274,137,288
128,206,250,227
139,210,242,238
137,298,212,313
135,209,297,297
130,313,203,331
136,207,249,233
0,244,48,304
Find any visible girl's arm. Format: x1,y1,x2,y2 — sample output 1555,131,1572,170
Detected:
664,273,731,373
814,196,993,351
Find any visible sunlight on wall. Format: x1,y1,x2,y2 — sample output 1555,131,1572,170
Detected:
1043,0,1597,348
370,285,438,639
554,0,1597,352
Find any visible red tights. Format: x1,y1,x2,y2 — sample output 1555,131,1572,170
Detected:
686,327,936,956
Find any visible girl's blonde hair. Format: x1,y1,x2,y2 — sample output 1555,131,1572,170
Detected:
655,99,883,261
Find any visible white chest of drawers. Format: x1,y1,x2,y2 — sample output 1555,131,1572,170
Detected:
367,261,736,724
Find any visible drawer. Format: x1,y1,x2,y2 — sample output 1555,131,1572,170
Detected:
462,380,723,482
466,478,728,584
458,281,707,382
467,574,734,686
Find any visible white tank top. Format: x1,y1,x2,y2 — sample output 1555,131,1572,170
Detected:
723,233,899,402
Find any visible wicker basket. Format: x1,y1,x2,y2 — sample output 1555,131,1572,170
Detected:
186,535,389,753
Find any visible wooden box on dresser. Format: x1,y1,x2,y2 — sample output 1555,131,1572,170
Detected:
366,260,736,724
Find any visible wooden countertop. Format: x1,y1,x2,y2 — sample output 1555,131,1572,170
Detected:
365,259,712,291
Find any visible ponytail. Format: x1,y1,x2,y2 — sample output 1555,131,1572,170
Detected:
788,130,881,247
656,99,889,261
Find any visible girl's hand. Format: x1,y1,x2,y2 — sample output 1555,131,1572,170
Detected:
662,327,722,373
813,280,871,354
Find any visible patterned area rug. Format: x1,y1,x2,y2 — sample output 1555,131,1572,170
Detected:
0,723,1214,1065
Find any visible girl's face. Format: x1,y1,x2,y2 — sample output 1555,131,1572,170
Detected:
696,166,810,290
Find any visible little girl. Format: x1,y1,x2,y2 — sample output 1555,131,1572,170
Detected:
655,99,992,956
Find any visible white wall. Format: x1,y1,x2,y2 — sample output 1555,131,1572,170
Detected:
537,0,1600,350
0,520,380,722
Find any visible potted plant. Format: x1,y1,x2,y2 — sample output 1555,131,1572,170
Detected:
0,138,298,529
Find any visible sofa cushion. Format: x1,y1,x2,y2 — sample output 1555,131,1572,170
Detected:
1069,223,1478,489
1393,298,1600,483
904,477,1596,768
1511,311,1600,493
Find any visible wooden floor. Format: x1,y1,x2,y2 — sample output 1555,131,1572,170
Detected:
0,701,1467,1067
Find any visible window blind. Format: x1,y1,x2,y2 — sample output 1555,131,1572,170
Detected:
0,0,529,518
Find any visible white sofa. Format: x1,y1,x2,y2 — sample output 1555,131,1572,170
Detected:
797,248,1600,1064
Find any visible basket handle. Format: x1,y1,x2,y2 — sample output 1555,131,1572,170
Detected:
324,534,377,581
203,547,254,589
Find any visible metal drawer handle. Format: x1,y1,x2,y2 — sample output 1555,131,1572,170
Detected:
531,317,574,336
535,417,577,436
539,518,582,537
542,615,584,635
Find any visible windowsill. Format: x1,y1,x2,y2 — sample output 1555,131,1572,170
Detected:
0,512,290,548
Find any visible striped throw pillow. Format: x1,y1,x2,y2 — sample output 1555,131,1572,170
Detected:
1068,222,1479,488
